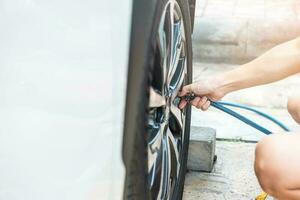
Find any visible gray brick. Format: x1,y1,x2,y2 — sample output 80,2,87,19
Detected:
187,126,216,172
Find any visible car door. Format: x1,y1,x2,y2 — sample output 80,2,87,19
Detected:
0,0,131,199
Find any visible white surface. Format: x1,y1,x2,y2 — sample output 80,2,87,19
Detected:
0,0,131,199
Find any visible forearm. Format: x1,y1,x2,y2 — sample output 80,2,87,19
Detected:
218,37,300,94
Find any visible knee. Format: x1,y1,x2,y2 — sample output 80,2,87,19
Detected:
254,135,285,196
288,96,300,124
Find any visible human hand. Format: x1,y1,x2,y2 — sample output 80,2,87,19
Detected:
178,77,227,110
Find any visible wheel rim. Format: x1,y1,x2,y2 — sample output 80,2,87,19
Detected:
147,1,188,199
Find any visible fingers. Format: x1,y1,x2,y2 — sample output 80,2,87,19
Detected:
178,96,211,111
195,96,208,110
201,100,211,111
191,97,201,107
179,100,188,109
195,96,211,111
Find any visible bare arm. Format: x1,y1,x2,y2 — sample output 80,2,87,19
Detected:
219,37,300,94
179,37,300,110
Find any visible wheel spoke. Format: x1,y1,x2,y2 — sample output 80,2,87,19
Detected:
169,57,185,95
148,123,163,172
152,11,168,94
149,87,166,108
171,21,183,68
167,1,175,83
148,120,165,192
158,10,167,63
153,4,171,98
167,129,180,178
167,19,185,92
159,134,171,199
169,101,183,133
169,1,175,66
148,148,162,192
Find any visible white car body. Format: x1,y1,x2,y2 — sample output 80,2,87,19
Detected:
0,0,131,199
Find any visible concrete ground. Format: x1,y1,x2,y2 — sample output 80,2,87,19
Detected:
183,0,300,199
183,141,262,200
193,0,300,64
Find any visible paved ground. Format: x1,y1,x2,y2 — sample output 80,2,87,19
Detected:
196,0,300,19
193,0,300,63
184,0,300,199
183,141,263,200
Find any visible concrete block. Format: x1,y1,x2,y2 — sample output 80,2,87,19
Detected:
187,126,216,172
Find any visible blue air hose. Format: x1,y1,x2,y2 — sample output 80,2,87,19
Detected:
210,101,290,135
185,97,289,200
217,101,290,132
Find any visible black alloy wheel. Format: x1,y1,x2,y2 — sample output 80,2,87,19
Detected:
123,0,193,199
147,0,191,199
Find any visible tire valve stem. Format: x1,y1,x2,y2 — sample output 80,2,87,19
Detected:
184,93,196,102
173,93,195,107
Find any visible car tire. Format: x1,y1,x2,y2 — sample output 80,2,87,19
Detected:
123,0,193,199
